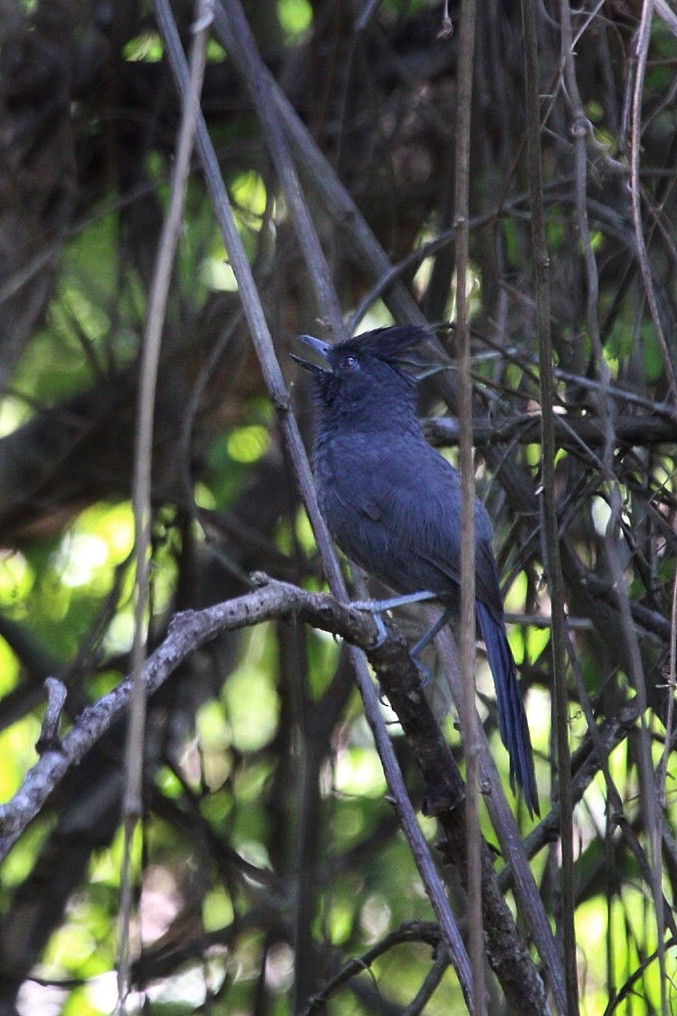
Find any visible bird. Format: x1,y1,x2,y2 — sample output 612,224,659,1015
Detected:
292,323,539,816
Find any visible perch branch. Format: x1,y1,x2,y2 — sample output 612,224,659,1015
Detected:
155,0,475,1002
0,575,548,1012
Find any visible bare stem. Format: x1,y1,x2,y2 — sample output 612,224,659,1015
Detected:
118,1,212,1008
454,0,484,1011
521,0,575,1012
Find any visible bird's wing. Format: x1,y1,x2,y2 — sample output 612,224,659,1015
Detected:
372,447,505,618
319,436,505,616
413,537,504,619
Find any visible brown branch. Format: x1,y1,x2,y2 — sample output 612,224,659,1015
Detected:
156,1,474,1003
0,578,376,859
453,0,484,1009
521,0,574,1012
0,574,547,1013
303,921,442,1014
424,412,677,451
119,2,212,1002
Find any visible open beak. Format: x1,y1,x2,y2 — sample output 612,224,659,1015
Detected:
289,334,334,374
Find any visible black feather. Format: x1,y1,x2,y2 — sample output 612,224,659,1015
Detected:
295,325,539,816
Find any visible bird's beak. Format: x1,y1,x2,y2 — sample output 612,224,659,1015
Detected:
290,334,334,374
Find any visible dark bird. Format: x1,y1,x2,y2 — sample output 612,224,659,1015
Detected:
292,324,539,816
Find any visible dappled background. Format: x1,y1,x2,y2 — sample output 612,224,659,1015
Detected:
0,0,676,1013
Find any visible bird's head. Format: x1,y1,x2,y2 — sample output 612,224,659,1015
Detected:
291,325,447,424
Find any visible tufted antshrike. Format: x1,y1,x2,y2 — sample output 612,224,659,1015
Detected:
292,324,539,816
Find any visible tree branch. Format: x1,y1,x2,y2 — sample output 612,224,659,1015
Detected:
423,412,677,451
156,0,474,1002
0,573,548,1012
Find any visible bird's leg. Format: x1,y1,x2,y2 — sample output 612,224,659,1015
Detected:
351,591,442,683
367,611,388,647
350,590,438,612
410,608,452,657
351,590,437,648
408,608,453,685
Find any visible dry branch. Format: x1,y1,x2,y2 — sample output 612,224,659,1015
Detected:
0,573,551,1012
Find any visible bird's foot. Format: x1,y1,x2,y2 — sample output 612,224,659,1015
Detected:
368,610,388,649
351,591,438,651
351,593,443,680
410,651,433,687
351,591,437,613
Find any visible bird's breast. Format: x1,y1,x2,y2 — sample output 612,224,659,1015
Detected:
313,431,444,595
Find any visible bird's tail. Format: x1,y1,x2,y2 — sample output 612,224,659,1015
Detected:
476,601,539,816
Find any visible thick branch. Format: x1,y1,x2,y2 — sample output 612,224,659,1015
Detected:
424,412,677,451
0,574,547,1013
0,577,378,859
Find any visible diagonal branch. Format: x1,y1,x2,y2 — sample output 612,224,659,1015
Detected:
154,0,474,1003
0,573,549,1012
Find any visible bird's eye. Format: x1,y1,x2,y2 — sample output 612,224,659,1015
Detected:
341,354,359,370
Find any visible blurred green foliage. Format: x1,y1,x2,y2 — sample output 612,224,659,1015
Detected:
0,0,675,1013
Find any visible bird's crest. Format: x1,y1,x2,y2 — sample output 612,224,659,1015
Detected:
342,325,450,378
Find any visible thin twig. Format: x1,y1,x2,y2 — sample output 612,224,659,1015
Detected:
155,0,474,1003
303,920,441,1013
433,621,562,1013
558,3,609,1011
627,4,671,1008
454,0,484,1011
658,574,677,808
630,0,677,403
521,0,574,1012
118,1,212,1008
215,1,344,336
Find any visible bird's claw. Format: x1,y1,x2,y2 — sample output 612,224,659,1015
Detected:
369,611,388,649
410,651,433,687
351,599,433,684
349,600,390,648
